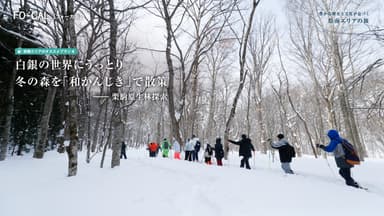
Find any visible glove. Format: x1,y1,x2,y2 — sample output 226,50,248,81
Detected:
316,144,325,149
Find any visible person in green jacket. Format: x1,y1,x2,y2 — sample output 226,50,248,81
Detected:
161,138,171,158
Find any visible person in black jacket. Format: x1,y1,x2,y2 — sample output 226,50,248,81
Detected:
120,142,127,159
214,138,224,166
204,144,213,164
193,139,201,162
268,134,295,174
228,134,255,169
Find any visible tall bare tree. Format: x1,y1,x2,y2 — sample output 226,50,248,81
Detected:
223,0,260,159
247,15,275,153
62,0,79,176
153,0,185,147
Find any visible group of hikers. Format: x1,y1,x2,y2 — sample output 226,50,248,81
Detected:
145,135,225,166
121,129,362,189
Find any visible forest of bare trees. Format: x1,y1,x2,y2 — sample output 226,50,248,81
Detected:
1,0,383,176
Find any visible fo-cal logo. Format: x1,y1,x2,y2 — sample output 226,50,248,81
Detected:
13,10,47,21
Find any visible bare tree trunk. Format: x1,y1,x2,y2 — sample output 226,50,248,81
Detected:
100,118,113,168
331,35,366,159
156,114,161,143
85,90,92,163
63,0,78,177
314,90,325,144
277,38,318,158
325,97,338,129
248,16,275,153
256,98,267,153
108,0,123,168
271,81,302,157
190,66,199,136
205,62,217,143
224,0,260,159
246,81,252,137
285,86,318,158
189,41,202,136
161,0,184,147
33,87,57,158
91,99,103,153
0,40,22,161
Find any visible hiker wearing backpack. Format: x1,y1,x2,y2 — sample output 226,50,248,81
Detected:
214,138,224,166
268,134,295,174
161,138,171,158
316,129,360,188
204,143,214,164
228,134,255,170
148,142,159,157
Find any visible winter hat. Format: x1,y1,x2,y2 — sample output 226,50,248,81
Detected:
277,134,284,139
241,134,247,139
216,138,221,143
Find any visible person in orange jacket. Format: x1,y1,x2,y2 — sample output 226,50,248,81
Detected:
148,142,159,157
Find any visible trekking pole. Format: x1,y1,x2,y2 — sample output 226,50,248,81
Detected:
324,155,337,179
268,150,271,169
253,151,256,168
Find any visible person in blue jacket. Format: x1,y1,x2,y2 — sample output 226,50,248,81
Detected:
316,129,360,188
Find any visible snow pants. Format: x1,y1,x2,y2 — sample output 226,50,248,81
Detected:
339,168,358,187
281,162,294,174
120,151,127,159
162,149,169,158
149,151,156,157
240,156,251,169
193,150,199,161
174,152,181,159
204,157,212,164
216,158,223,166
185,151,192,161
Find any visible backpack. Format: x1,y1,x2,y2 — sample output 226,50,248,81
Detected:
288,144,296,158
205,146,213,157
341,139,360,165
283,141,296,158
163,141,169,149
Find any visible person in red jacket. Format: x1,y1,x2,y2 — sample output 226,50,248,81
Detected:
148,142,159,157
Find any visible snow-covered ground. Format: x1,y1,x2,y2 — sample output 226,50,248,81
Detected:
1,149,384,216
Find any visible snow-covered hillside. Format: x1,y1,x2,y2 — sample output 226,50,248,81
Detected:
1,149,384,216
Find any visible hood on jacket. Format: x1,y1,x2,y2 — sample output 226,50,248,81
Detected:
327,129,341,140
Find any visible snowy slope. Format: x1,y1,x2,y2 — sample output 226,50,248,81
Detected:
1,149,384,216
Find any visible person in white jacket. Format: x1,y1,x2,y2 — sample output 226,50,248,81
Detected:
173,138,181,160
184,138,194,161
